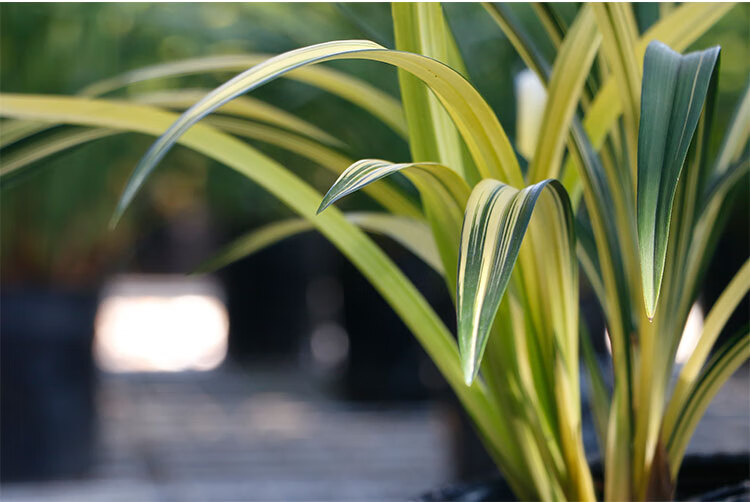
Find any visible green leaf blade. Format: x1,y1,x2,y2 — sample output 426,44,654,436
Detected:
637,41,720,319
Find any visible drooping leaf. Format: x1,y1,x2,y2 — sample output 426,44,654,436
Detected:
318,158,470,214
0,116,421,220
202,117,421,218
132,89,344,147
194,212,443,275
317,158,470,294
0,120,50,147
79,53,409,138
456,178,575,384
636,41,720,319
0,95,520,471
3,88,346,150
113,39,523,226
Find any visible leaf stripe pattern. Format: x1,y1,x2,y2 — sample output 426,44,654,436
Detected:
456,178,574,384
317,158,469,214
637,41,720,319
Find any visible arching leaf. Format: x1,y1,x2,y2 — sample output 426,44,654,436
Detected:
194,212,443,275
113,39,522,226
456,178,575,384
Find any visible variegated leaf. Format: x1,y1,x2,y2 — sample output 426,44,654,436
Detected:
456,178,575,384
317,158,470,214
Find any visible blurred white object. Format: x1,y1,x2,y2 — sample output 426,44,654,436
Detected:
95,275,229,373
675,303,704,364
515,69,547,160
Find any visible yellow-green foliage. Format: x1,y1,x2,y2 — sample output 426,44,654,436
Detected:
1,3,747,500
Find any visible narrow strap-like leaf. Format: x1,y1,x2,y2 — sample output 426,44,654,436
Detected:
593,3,641,190
113,40,523,226
665,330,749,476
0,127,117,181
79,53,409,138
531,3,565,48
637,41,720,319
203,118,421,219
1,87,345,150
662,258,750,439
132,89,344,147
481,3,551,82
317,158,470,214
0,115,420,220
527,4,600,182
712,83,750,178
392,3,479,183
456,178,574,384
194,213,443,275
580,321,610,457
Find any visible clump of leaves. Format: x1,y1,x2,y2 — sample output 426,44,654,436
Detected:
1,3,747,500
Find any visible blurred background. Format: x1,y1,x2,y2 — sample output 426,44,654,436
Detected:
0,3,748,500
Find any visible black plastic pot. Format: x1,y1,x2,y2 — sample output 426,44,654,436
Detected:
339,236,454,402
419,454,750,501
0,287,98,482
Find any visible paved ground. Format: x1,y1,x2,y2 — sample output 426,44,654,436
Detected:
2,362,453,501
2,363,748,501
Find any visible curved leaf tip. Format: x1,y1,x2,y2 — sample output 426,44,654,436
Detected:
456,178,575,385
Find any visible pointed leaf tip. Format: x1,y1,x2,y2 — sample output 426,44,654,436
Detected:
637,41,720,322
108,204,126,230
316,199,330,215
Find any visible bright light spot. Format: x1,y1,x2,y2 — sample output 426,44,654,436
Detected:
604,328,612,355
675,303,704,364
603,303,704,364
515,69,547,160
94,275,228,373
310,322,349,368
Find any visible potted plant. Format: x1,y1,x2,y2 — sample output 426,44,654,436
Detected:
1,3,747,499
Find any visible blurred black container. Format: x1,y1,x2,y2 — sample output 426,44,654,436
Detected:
0,288,97,482
420,455,750,501
339,237,452,402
